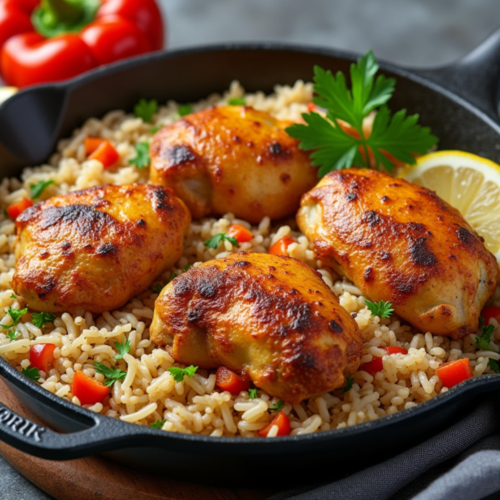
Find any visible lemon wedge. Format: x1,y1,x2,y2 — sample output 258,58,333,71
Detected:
0,86,18,105
399,150,500,263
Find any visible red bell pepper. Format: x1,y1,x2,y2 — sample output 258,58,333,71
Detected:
215,366,251,395
29,343,56,373
259,411,291,437
269,236,295,256
481,306,500,326
228,223,254,244
7,197,33,219
0,0,164,88
361,346,408,375
436,358,473,389
72,370,109,405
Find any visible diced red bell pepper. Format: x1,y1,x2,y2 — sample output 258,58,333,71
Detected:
259,411,291,437
7,197,33,219
361,346,408,375
307,102,316,112
436,358,473,389
228,223,253,243
383,346,408,355
269,237,295,256
72,370,109,405
215,366,251,395
85,137,105,155
29,343,56,373
88,139,119,168
481,306,500,326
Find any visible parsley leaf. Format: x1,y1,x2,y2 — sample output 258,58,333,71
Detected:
183,264,192,271
475,324,495,351
269,400,283,412
10,294,16,299
7,330,20,341
7,307,28,326
365,300,394,319
489,359,500,373
134,99,158,123
30,180,55,199
31,311,56,329
167,365,198,382
150,126,162,134
129,142,151,169
286,52,438,176
248,388,258,400
94,362,127,387
115,340,130,360
203,233,239,249
152,283,163,294
228,97,247,106
150,419,166,429
22,366,40,382
178,103,192,116
341,377,354,393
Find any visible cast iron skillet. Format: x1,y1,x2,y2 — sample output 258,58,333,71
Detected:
1,30,500,485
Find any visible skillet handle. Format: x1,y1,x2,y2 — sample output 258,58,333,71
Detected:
413,27,500,123
0,400,155,460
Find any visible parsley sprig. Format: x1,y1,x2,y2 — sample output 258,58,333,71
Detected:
228,97,247,106
30,180,55,199
134,99,158,123
286,51,438,176
248,388,258,400
269,400,283,412
22,366,40,382
114,340,130,361
177,103,192,117
94,363,127,387
341,377,354,393
167,365,198,382
475,321,495,351
31,311,56,329
7,330,20,342
150,419,166,429
203,233,239,249
129,142,151,169
365,299,394,319
489,359,500,373
0,307,28,330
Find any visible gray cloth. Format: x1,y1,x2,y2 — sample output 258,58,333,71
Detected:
271,394,500,500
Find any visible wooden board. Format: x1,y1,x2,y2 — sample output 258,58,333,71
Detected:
0,379,276,500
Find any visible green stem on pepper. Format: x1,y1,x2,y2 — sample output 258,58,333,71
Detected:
41,0,84,26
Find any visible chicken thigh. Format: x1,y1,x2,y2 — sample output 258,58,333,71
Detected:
150,252,362,403
13,184,191,314
297,168,499,339
150,105,318,223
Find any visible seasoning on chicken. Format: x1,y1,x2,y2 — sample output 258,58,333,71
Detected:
297,168,499,339
150,106,318,224
150,253,362,403
12,184,191,314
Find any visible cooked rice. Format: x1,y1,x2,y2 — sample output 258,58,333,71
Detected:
1,81,499,438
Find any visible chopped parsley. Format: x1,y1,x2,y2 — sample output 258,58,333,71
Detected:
152,283,163,294
114,340,130,361
134,99,158,123
177,103,192,116
475,323,495,351
248,388,258,400
183,264,193,271
150,419,166,429
269,400,283,412
94,362,127,387
150,126,162,134
10,294,16,299
228,97,247,106
7,330,20,342
6,307,28,327
167,365,198,382
168,272,177,282
286,51,438,176
30,180,55,199
365,300,394,319
129,142,151,169
203,233,239,249
31,311,56,329
341,377,354,393
22,366,40,382
489,359,500,373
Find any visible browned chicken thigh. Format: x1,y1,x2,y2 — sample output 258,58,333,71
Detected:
297,168,499,339
13,184,191,314
150,253,362,403
150,106,318,223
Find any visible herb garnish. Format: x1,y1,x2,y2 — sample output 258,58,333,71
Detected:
3,307,28,328
228,97,247,106
341,377,354,393
269,400,283,412
30,180,55,199
22,366,40,382
10,294,16,299
31,311,56,329
203,233,239,249
94,363,127,387
7,331,20,342
115,340,130,361
150,126,162,134
489,359,500,373
365,300,394,319
150,419,166,429
177,103,192,116
475,323,495,351
167,365,198,382
134,99,158,123
152,283,163,294
286,51,438,176
129,142,151,169
183,264,192,271
248,388,258,400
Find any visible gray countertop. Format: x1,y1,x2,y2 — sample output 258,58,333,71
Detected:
1,1,499,498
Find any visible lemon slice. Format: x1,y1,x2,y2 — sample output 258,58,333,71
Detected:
399,150,500,263
0,87,17,105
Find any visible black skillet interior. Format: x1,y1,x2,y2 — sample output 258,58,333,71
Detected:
1,39,500,485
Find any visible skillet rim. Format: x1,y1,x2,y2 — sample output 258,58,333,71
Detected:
1,42,500,450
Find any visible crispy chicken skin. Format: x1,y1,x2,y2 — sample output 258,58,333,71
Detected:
13,184,191,314
297,168,499,339
150,253,362,403
150,106,318,223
